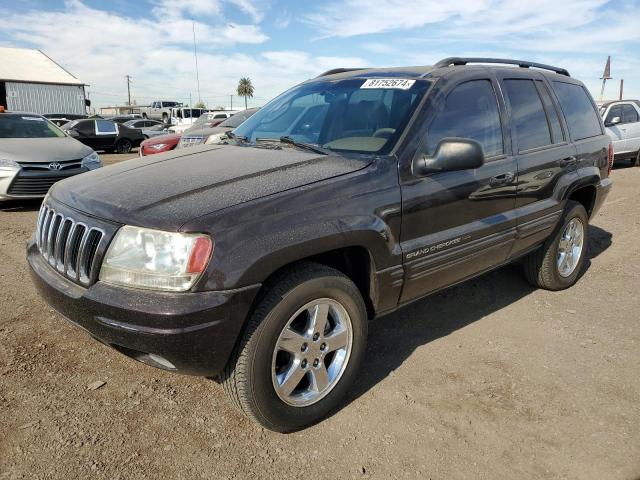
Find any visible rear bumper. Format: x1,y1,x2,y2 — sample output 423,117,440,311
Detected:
591,177,612,217
27,240,260,376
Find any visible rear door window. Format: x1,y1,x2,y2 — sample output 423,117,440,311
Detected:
96,120,118,135
536,82,564,144
504,79,551,151
552,82,602,140
427,79,503,157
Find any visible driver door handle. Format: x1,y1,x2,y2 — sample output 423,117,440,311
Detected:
490,171,515,187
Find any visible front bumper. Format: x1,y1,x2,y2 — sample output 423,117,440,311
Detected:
28,240,260,376
591,177,613,217
0,167,89,200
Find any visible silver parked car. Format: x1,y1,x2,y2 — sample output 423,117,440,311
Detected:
0,110,102,202
177,108,259,149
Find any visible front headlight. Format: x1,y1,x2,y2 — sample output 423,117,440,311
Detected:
99,226,213,291
81,151,102,169
0,159,20,171
204,133,224,145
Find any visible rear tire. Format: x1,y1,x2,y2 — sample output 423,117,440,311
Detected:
116,139,132,154
222,262,368,432
523,200,589,290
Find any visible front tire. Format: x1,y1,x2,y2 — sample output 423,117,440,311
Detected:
523,200,589,290
222,263,368,432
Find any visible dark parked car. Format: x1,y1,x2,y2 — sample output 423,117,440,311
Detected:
62,118,144,154
43,113,89,127
28,58,612,432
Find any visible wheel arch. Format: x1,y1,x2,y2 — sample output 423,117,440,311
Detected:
566,181,598,217
252,246,377,320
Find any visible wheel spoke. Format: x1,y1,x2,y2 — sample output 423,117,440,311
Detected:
325,327,349,352
310,365,330,393
276,362,307,397
308,303,330,336
277,327,306,354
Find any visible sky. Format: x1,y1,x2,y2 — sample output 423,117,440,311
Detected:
1,0,639,110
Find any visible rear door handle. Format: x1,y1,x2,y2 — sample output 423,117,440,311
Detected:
490,171,515,187
557,156,577,167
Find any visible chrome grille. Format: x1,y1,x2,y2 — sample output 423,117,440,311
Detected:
36,203,105,286
18,159,83,170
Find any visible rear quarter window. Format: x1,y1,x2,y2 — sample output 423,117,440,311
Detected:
552,82,602,141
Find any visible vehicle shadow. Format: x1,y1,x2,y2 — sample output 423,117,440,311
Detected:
337,224,613,413
0,198,43,213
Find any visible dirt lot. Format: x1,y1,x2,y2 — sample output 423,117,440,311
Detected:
1,152,639,480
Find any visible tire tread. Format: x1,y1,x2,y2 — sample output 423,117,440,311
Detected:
221,262,354,430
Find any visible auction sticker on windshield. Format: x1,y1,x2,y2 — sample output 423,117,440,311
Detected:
361,79,416,90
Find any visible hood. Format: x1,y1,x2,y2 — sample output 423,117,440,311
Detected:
50,144,371,230
141,133,181,146
183,125,230,137
0,137,93,163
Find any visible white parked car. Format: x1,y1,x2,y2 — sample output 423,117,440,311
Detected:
600,100,640,166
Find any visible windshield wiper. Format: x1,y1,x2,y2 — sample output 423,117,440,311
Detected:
279,136,329,155
226,131,248,142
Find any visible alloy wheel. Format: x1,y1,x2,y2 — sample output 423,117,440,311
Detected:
271,298,353,407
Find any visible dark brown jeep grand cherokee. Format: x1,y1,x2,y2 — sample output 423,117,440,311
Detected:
28,58,612,432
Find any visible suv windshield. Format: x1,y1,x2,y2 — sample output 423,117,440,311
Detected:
234,78,430,154
0,114,66,138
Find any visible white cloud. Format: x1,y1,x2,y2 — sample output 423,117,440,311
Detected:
0,1,366,109
304,0,610,40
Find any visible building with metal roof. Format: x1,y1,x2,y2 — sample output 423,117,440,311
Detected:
0,47,87,115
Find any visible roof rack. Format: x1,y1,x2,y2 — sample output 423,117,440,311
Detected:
316,68,367,77
434,57,570,77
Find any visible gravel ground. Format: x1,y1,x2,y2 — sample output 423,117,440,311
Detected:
1,153,639,480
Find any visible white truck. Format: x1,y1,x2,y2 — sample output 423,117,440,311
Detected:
167,107,207,133
139,101,182,122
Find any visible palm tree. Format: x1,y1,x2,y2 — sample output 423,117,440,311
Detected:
237,77,254,109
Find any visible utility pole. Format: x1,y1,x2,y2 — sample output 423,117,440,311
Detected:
192,20,201,104
125,75,132,105
230,94,233,110
619,79,624,100
599,56,611,101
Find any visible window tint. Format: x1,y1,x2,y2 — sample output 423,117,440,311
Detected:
504,79,551,151
536,81,564,144
76,120,94,134
427,80,503,157
96,120,117,134
622,104,639,123
605,106,623,124
552,82,602,140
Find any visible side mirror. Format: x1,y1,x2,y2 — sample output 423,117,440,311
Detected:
66,129,79,137
413,138,485,175
606,116,621,127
